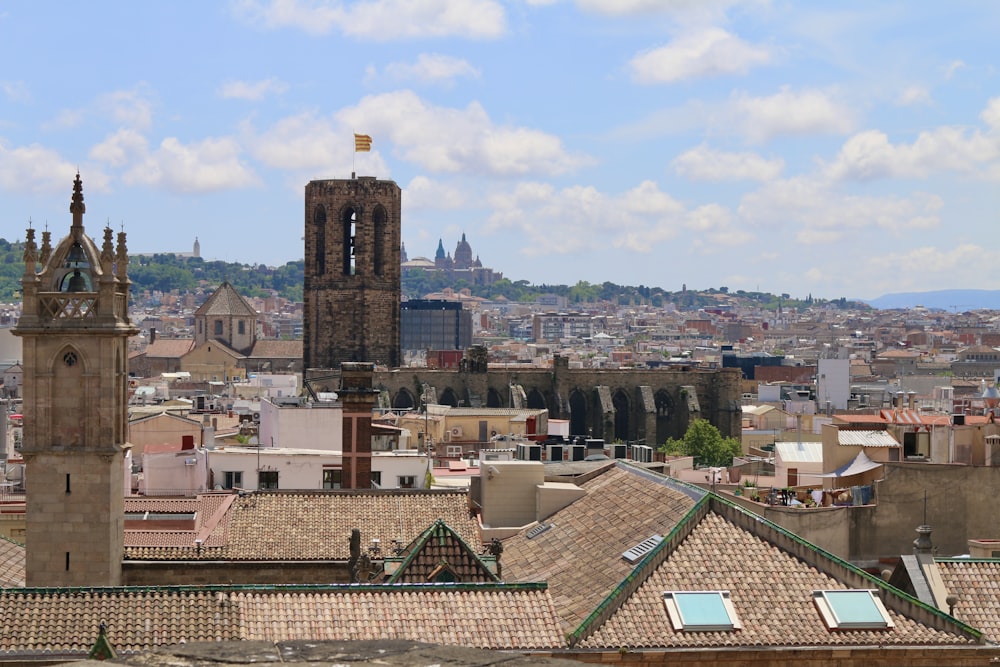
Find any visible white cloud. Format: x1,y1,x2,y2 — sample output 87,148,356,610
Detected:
122,137,259,193
945,59,966,79
687,204,753,249
726,87,855,143
0,141,110,194
485,179,740,256
575,0,756,19
380,54,480,86
896,85,931,107
403,175,468,210
1,81,30,104
827,126,999,181
232,0,506,40
629,28,772,84
45,109,86,130
97,88,156,132
738,175,943,243
218,77,289,100
244,111,390,175
338,90,591,176
981,97,1000,132
0,143,76,192
672,144,784,181
89,130,149,168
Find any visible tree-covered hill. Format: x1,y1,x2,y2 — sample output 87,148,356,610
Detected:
0,238,862,312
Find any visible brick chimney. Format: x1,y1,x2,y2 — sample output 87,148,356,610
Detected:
339,362,379,489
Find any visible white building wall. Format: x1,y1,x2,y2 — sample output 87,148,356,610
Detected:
140,449,211,496
208,447,429,490
259,399,343,450
817,358,850,411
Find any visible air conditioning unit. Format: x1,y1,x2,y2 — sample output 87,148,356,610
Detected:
546,444,564,462
517,443,541,461
611,444,628,459
632,444,653,463
451,426,463,438
569,444,586,461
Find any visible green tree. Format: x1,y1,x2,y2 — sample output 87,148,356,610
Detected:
659,419,741,467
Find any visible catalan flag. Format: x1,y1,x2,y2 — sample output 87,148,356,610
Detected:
354,133,372,152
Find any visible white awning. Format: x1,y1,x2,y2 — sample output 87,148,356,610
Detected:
820,451,882,478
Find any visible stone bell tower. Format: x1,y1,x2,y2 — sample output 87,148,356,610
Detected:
303,177,401,371
13,174,137,586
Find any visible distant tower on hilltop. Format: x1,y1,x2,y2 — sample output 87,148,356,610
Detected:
193,236,200,258
303,177,401,370
13,174,137,586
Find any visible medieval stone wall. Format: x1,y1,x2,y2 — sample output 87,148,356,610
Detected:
375,363,742,445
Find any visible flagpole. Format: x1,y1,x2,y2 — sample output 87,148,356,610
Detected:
352,131,356,179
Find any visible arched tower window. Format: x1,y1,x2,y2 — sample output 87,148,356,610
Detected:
313,205,327,275
342,207,358,276
373,205,387,277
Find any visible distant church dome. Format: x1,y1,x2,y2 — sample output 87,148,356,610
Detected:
454,233,473,269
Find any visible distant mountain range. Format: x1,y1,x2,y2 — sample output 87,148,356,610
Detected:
864,290,1000,311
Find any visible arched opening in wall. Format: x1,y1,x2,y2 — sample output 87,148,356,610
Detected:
313,205,327,275
654,389,675,444
569,389,588,437
486,387,503,408
342,207,358,276
392,389,415,410
612,389,630,442
526,388,547,410
373,205,386,277
439,387,459,407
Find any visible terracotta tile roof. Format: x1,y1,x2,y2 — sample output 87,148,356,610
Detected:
193,282,257,318
385,519,498,584
936,559,1000,641
125,490,481,562
0,583,561,657
501,464,699,634
577,508,976,649
143,338,195,359
247,339,303,359
0,536,25,588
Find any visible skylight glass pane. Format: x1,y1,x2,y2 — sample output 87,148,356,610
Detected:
674,592,734,630
821,590,889,629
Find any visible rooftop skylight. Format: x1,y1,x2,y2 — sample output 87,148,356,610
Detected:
663,591,741,632
813,590,894,630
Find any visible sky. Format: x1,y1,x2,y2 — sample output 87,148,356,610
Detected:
2,1,1000,301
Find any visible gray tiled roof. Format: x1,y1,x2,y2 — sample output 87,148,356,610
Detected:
193,282,257,318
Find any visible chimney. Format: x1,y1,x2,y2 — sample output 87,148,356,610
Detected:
339,362,379,489
149,327,156,344
913,524,933,555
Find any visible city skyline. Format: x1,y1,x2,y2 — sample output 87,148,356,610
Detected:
2,2,1000,300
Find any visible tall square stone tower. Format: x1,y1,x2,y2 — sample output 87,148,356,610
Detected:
303,177,401,370
13,174,137,586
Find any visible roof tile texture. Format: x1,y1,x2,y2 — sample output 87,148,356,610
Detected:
0,585,561,655
501,465,696,634
937,559,1000,642
124,491,481,562
579,512,973,649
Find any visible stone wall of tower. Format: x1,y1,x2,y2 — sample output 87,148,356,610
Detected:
303,177,401,369
14,174,137,587
26,452,124,586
